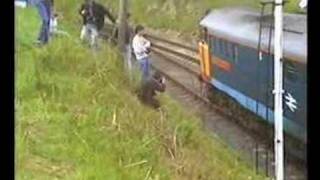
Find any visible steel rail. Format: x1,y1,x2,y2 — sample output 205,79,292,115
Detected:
151,44,200,65
151,50,199,76
150,48,306,166
150,53,243,127
145,34,198,53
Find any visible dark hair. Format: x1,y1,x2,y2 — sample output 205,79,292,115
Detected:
135,25,144,34
204,9,211,16
153,71,162,80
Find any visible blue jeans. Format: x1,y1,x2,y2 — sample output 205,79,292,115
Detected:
138,57,150,81
36,2,50,44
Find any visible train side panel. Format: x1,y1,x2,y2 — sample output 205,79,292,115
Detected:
208,35,306,142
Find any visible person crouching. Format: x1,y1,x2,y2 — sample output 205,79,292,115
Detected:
139,71,166,109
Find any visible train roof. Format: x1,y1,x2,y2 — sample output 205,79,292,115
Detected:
199,8,307,63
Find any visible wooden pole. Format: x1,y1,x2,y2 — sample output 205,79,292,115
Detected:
117,0,128,52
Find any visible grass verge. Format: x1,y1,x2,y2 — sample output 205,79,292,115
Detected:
96,0,303,34
16,5,267,180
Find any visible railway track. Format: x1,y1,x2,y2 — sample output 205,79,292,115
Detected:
147,34,306,179
99,25,306,178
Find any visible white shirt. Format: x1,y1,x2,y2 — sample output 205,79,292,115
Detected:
299,0,307,9
50,17,58,34
132,34,151,60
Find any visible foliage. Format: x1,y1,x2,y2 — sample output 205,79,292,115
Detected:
95,0,303,34
16,5,267,180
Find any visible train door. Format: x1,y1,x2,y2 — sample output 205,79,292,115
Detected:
198,41,212,81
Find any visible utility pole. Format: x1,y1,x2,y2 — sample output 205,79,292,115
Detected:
273,0,284,179
117,0,132,80
118,0,128,52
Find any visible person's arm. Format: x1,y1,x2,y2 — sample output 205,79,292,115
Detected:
97,4,116,24
140,36,151,53
153,78,166,92
142,36,151,48
104,8,116,24
79,4,85,16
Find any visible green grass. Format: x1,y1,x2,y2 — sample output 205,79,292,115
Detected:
16,5,267,180
53,0,303,34
93,0,303,34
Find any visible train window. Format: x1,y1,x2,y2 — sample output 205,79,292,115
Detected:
201,27,208,42
224,41,231,59
218,39,223,54
233,45,238,63
228,43,234,60
213,37,219,54
211,36,215,53
213,38,236,63
285,61,299,83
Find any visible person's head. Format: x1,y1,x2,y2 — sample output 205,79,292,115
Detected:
205,9,210,15
152,71,163,81
127,12,131,19
135,25,145,35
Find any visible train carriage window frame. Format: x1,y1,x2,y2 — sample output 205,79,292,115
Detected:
224,40,230,58
211,36,241,64
233,44,238,63
213,37,235,63
219,39,223,56
210,36,215,54
284,60,299,83
212,36,218,54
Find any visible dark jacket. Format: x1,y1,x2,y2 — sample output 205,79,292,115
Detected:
79,2,115,31
79,3,91,25
92,2,115,30
139,77,166,108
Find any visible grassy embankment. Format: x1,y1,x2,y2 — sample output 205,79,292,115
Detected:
16,4,267,180
101,0,303,34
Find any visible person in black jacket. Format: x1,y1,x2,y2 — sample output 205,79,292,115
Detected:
79,0,115,47
79,0,96,45
92,2,115,31
139,71,166,109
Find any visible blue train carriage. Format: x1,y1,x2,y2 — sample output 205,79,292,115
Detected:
199,8,307,143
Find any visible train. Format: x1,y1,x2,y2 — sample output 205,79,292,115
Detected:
198,8,307,145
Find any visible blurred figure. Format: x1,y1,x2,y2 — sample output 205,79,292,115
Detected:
79,0,97,47
299,0,307,10
79,0,90,40
32,0,54,45
49,13,59,36
132,25,152,81
79,0,115,48
139,71,166,109
49,13,69,37
15,0,27,8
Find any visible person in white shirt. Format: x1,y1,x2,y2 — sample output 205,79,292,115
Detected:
132,25,151,81
49,13,69,37
49,13,58,35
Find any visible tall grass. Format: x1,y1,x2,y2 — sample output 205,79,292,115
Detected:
16,4,267,180
88,0,303,34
